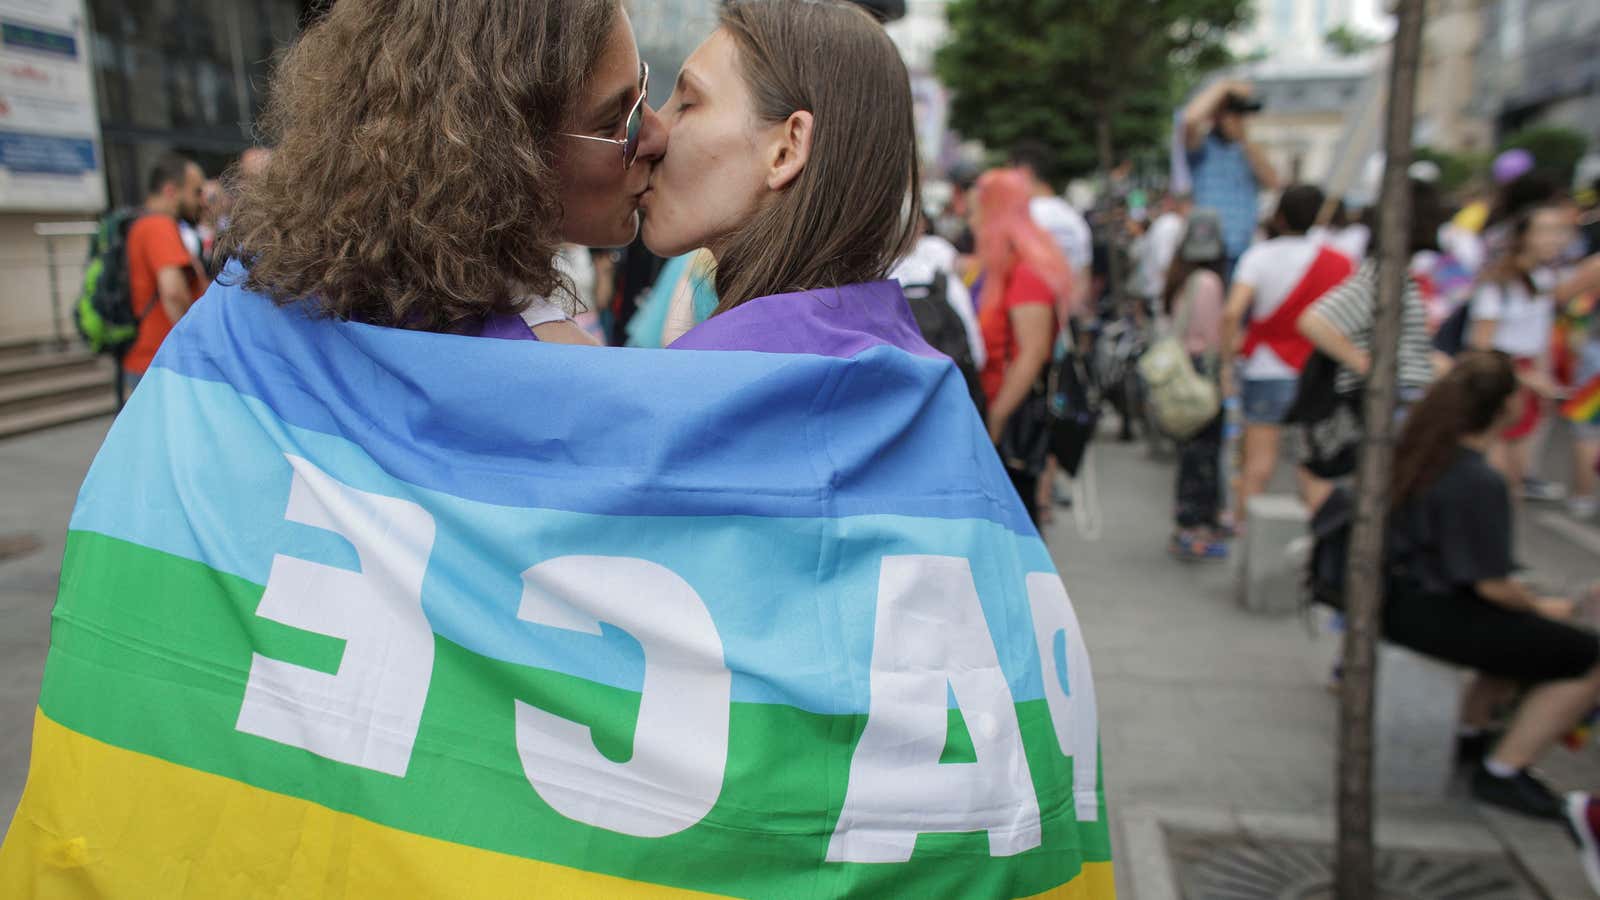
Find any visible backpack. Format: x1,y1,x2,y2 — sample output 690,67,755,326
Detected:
1284,350,1365,480
1308,486,1415,610
74,207,148,356
1432,301,1471,357
903,272,987,417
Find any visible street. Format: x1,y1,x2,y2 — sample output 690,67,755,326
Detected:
3,417,1599,897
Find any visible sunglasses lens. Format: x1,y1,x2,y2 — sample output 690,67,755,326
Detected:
623,104,642,168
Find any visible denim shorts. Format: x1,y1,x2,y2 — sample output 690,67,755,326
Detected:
1241,377,1299,425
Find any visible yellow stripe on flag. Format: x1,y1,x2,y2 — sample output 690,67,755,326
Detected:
1,710,1114,898
1,710,727,900
1021,861,1117,899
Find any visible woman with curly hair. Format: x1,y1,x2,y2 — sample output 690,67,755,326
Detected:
215,0,666,342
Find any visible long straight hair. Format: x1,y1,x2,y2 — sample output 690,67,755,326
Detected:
1390,350,1519,504
709,0,921,313
1479,200,1566,295
973,168,1073,316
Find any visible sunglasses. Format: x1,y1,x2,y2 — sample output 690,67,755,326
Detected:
560,61,649,169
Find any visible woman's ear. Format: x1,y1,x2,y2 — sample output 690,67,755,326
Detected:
765,110,813,191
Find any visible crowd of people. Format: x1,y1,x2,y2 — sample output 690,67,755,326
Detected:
897,72,1600,877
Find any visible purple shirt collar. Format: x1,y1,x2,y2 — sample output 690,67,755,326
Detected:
667,280,940,360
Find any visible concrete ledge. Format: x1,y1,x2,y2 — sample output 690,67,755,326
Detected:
1240,494,1310,616
1375,642,1463,797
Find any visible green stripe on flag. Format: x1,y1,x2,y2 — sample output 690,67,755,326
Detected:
40,531,1111,898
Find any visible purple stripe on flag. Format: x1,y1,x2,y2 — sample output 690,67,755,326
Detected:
669,281,943,361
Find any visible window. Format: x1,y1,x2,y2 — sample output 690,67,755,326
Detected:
88,0,302,205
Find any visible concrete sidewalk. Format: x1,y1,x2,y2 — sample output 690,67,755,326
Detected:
1048,439,1600,898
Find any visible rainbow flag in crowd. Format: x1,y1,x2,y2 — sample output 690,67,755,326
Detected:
1563,374,1600,425
0,272,1112,898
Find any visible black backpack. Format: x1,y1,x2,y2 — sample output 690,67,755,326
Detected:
1432,302,1472,357
902,272,987,417
1308,486,1417,610
1308,486,1354,609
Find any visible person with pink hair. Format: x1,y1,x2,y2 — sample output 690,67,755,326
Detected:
974,167,1075,524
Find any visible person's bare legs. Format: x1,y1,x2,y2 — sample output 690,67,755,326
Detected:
1488,663,1600,770
1461,675,1518,730
1573,434,1599,507
1234,423,1279,527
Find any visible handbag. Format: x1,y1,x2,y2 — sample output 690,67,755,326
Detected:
999,382,1051,477
1138,283,1220,440
1286,350,1365,480
1046,340,1099,478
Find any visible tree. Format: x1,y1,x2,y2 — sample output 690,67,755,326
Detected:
1337,0,1426,895
935,0,1250,188
1500,125,1589,185
1324,24,1381,57
1413,145,1489,195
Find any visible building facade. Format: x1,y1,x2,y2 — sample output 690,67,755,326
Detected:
1414,0,1491,154
1232,0,1392,64
1238,56,1375,189
91,0,309,208
1473,0,1600,145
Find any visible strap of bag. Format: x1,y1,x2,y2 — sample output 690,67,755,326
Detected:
1171,275,1197,340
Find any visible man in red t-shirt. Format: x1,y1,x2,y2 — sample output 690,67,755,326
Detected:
122,153,209,401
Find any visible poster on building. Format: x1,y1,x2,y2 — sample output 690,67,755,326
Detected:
0,0,103,211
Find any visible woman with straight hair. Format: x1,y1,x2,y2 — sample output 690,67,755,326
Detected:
1161,210,1229,560
968,169,1075,524
1387,350,1600,821
1467,199,1577,500
639,0,918,308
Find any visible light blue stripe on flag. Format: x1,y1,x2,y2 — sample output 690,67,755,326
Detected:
147,285,1033,535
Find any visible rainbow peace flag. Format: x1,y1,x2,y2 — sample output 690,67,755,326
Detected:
0,273,1112,898
1563,374,1600,425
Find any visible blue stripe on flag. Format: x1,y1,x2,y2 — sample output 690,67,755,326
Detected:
147,283,1034,535
73,368,1058,715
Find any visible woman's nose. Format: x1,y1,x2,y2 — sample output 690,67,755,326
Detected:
636,103,669,165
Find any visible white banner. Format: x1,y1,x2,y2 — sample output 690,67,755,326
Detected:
0,0,103,211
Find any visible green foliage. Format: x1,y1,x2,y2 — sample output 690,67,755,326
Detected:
1412,146,1489,195
934,0,1250,186
1499,125,1589,185
1323,24,1380,57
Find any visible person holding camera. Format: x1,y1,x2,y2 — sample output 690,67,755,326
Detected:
1181,79,1280,281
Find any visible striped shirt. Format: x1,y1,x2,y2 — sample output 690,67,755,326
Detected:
1307,260,1435,394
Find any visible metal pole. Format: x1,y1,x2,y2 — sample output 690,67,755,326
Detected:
44,236,63,350
1335,0,1426,895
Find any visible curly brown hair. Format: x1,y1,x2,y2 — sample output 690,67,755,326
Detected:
215,0,618,333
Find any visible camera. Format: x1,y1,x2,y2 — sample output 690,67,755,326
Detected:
1223,92,1263,114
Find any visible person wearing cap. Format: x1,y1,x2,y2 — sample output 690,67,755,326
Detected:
1161,209,1231,560
1181,79,1279,281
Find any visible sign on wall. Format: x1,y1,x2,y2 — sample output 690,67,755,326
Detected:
0,0,103,211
